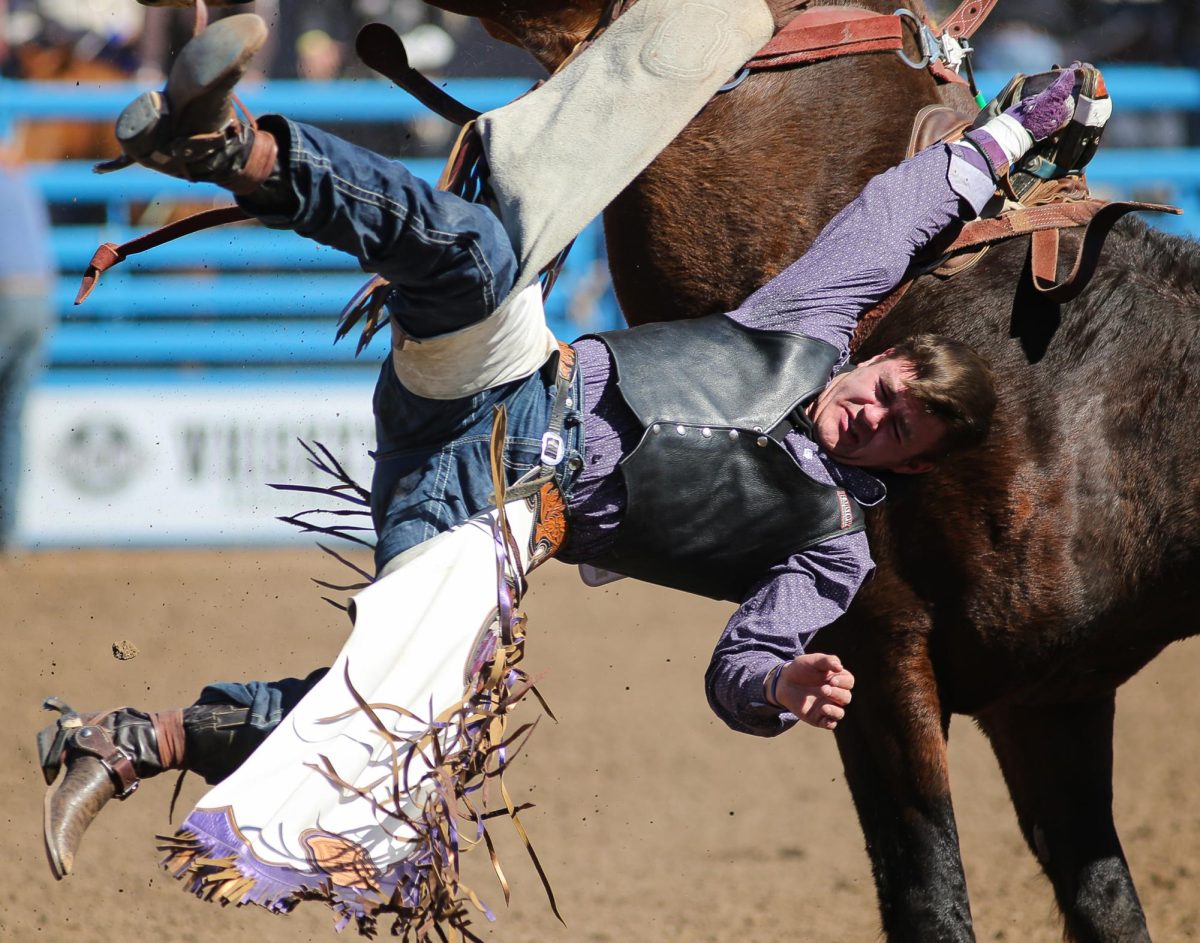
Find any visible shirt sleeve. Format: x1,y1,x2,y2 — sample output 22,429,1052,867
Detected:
728,142,997,360
704,530,875,737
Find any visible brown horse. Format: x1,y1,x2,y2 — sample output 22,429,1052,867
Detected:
10,41,127,162
412,1,1200,941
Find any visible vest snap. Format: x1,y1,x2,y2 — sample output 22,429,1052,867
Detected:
702,428,712,438
756,436,768,447
676,425,686,435
652,423,661,434
729,430,739,441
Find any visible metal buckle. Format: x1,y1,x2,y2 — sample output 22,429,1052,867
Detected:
940,31,970,72
113,770,140,800
540,430,565,466
894,9,972,76
894,8,933,69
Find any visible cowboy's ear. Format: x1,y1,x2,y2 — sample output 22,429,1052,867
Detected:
859,348,897,367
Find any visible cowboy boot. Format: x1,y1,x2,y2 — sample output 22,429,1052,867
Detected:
38,697,260,879
114,13,279,195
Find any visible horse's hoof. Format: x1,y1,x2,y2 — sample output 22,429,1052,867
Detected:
42,755,118,880
166,14,268,138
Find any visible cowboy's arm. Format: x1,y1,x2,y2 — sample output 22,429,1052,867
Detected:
704,532,874,737
730,66,1083,356
728,142,995,358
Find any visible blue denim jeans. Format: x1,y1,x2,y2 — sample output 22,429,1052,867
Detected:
245,117,585,568
202,119,583,737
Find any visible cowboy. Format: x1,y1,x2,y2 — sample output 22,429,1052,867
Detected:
39,11,1094,882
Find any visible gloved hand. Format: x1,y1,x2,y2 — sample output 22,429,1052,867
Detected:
966,63,1095,180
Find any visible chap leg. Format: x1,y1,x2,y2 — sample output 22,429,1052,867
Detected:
977,696,1151,943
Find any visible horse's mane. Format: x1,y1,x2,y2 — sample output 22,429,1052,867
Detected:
1117,217,1200,299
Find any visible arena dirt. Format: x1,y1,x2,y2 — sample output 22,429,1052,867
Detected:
1,549,1196,942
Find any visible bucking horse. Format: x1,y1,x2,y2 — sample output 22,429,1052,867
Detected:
397,0,1198,940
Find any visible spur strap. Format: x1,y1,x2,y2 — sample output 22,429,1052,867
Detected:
66,725,140,799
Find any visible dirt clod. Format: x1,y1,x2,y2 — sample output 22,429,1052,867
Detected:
111,640,139,660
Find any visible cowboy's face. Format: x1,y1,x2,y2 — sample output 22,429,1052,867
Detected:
807,352,946,473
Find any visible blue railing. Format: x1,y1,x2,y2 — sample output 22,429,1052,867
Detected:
2,66,1197,380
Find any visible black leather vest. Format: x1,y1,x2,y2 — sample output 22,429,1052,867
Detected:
584,315,865,602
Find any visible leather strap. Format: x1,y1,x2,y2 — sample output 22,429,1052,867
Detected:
506,341,577,502
746,7,903,71
1023,200,1181,303
850,279,914,355
850,198,1181,352
937,0,1001,40
906,104,973,158
69,725,140,799
356,22,481,127
744,0,999,82
227,127,279,195
942,199,1177,256
75,205,251,304
151,709,187,771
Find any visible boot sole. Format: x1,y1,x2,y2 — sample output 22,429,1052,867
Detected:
166,14,268,138
115,90,169,162
43,773,71,879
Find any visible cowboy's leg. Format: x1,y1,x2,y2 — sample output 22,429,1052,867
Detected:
37,666,329,877
241,116,518,340
114,14,517,341
476,0,775,298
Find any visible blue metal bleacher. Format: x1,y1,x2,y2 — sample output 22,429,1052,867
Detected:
0,77,620,380
1,66,1197,381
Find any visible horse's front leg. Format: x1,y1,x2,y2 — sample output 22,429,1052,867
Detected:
833,615,976,942
976,695,1151,943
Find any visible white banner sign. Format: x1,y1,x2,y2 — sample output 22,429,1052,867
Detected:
17,380,378,546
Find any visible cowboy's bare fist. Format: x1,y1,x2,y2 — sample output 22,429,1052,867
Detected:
775,652,854,731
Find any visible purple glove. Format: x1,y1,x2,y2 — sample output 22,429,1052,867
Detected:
1007,66,1080,141
966,64,1084,179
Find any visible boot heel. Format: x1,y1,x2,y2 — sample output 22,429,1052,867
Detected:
116,90,170,161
